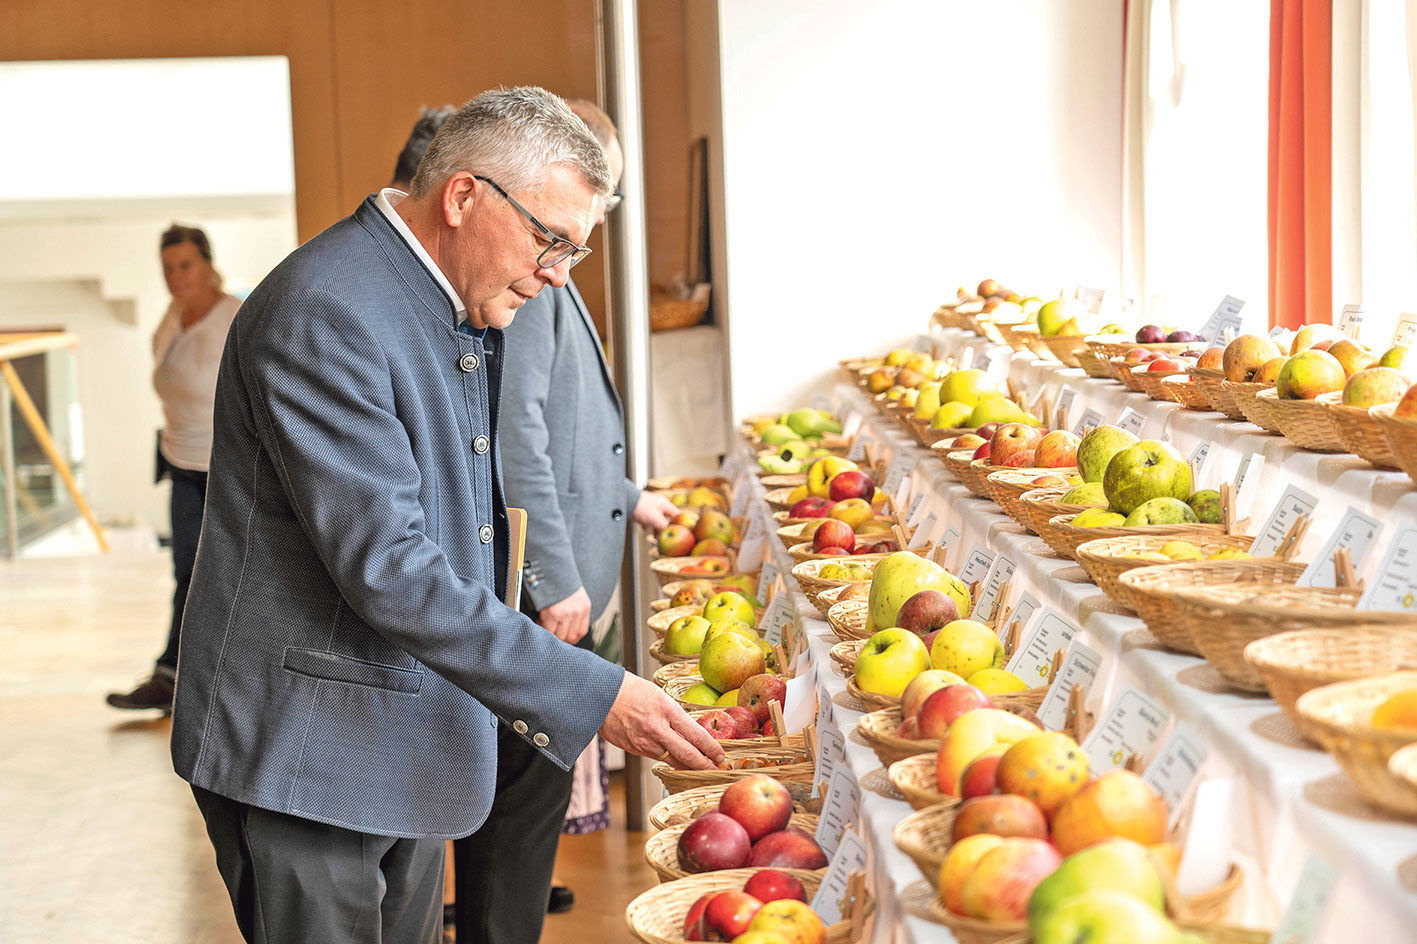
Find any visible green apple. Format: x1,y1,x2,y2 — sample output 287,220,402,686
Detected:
1071,508,1127,527
1187,489,1221,524
1102,440,1192,515
931,401,974,429
760,423,800,446
699,632,766,693
914,381,944,420
703,616,757,645
757,454,804,475
854,628,931,697
663,615,711,655
968,396,1033,427
867,552,971,632
1032,890,1195,944
1036,298,1070,337
682,682,722,706
783,408,835,439
1028,839,1166,926
1123,497,1199,526
940,369,1000,407
702,590,755,625
1076,425,1139,483
1059,482,1108,507
1379,344,1417,373
929,619,1005,678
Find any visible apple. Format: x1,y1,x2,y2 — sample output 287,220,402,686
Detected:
678,812,753,872
827,497,873,530
940,368,1001,406
719,774,794,841
670,580,715,609
738,674,787,725
1327,339,1378,377
717,705,755,736
959,748,1006,798
789,497,834,519
989,423,1045,466
683,682,722,706
703,617,755,646
969,396,1036,427
1123,496,1199,526
1343,367,1412,407
1276,349,1346,399
748,828,828,870
867,551,971,632
1289,323,1341,354
692,538,729,557
1165,330,1198,343
1396,383,1417,419
746,898,826,944
929,619,1005,679
855,539,898,554
972,442,991,461
658,524,696,557
1379,344,1417,373
1000,449,1038,468
1222,334,1283,382
828,469,875,502
742,869,808,904
1135,324,1166,343
664,615,712,655
671,509,700,530
996,731,1089,819
895,589,960,637
811,518,856,554
1187,489,1222,524
697,710,743,741
917,683,993,738
701,889,762,939
938,833,1005,915
1101,440,1192,515
1196,346,1224,369
1147,357,1182,372
951,793,1049,842
949,432,987,449
936,708,1044,796
1032,474,1069,487
695,510,737,545
1051,769,1169,855
1122,348,1150,366
680,558,730,577
806,456,858,498
1028,838,1166,927
959,837,1062,920
854,628,931,697
975,422,1001,441
1034,430,1080,468
899,669,968,720
700,633,766,694
1031,890,1182,944
703,591,756,625
1075,425,1139,483
683,891,717,940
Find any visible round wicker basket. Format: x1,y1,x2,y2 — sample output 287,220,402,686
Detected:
1087,338,1196,360
1073,532,1259,611
1296,671,1417,817
1018,487,1089,541
1173,583,1416,693
648,604,704,638
992,927,1268,944
1046,513,1224,563
959,458,1004,498
1256,388,1346,452
1243,628,1417,743
927,896,1027,943
829,638,866,676
1370,403,1417,488
846,676,900,712
764,486,800,513
643,812,823,882
1075,347,1119,379
683,710,807,753
1117,559,1305,656
816,582,869,611
1040,334,1089,367
652,661,723,712
624,868,850,944
995,321,1035,353
1223,381,1282,433
888,754,955,811
1118,361,1150,392
1191,367,1243,419
931,447,978,488
646,782,816,832
649,556,736,589
650,637,698,666
650,746,816,796
1388,742,1417,804
791,555,888,616
892,800,959,889
1160,374,1216,410
1136,366,1192,400
826,599,872,641
1318,393,1400,469
857,705,939,767
984,468,1079,526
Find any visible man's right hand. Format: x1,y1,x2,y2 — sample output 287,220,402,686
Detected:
597,672,726,770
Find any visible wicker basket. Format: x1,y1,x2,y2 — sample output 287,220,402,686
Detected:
1257,389,1346,452
1011,325,1049,361
1191,367,1243,419
652,661,721,711
984,468,1079,525
1173,583,1416,693
650,637,699,666
1388,742,1417,803
826,599,872,641
646,782,816,831
1075,347,1119,379
1370,403,1417,488
763,486,800,513
829,638,866,677
1117,559,1306,656
625,868,850,944
644,812,822,882
994,926,1269,944
1074,532,1259,611
650,746,816,796
1224,381,1282,433
649,556,736,589
1018,487,1090,541
816,583,868,611
955,457,999,498
648,604,703,638
888,754,956,811
1046,513,1224,563
791,555,888,616
650,289,709,333
1296,671,1417,817
760,473,807,489
1117,361,1151,392
892,801,959,889
1040,334,1089,367
1087,338,1196,360
1319,393,1400,469
1161,374,1218,411
1243,628,1417,743
995,321,1036,353
683,710,807,753
857,705,939,767
1136,366,1192,401
846,676,901,712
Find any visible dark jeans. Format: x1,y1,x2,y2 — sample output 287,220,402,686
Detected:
156,466,207,672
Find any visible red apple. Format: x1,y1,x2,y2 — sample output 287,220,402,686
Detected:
1312,339,1335,352
658,524,696,557
1031,474,1068,487
1147,357,1182,372
856,539,899,554
748,828,829,870
989,423,1045,466
760,719,777,737
738,674,788,725
1033,430,1079,469
788,497,835,519
1123,347,1150,365
976,422,1001,441
828,469,875,502
896,589,960,637
959,751,1005,798
723,705,761,738
1000,449,1037,468
719,774,794,841
743,869,808,904
683,891,717,941
972,442,991,460
812,519,855,553
896,716,921,739
918,685,993,739
671,510,701,530
692,538,729,556
678,812,753,872
816,546,850,556
699,710,746,741
952,794,1049,843
703,890,763,939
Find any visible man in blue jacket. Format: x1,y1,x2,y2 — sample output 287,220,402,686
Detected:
170,86,722,944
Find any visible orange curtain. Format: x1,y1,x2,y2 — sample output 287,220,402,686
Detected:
1268,0,1332,329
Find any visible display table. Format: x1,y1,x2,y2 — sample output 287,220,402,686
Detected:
702,328,1417,942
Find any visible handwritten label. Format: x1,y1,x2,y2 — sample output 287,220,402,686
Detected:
761,591,796,646
1199,295,1246,344
1189,441,1213,486
1142,722,1209,819
937,527,961,554
1005,609,1077,684
813,722,845,802
1056,387,1078,424
1297,507,1382,588
810,830,870,924
881,451,917,502
1082,685,1170,772
1270,854,1338,944
1010,592,1041,635
1248,485,1319,560
1391,312,1417,348
1232,451,1267,518
1358,525,1417,612
1073,407,1106,438
957,544,997,585
971,554,1017,621
814,766,861,858
1038,641,1103,731
846,433,872,463
1337,304,1364,341
909,512,937,549
758,558,781,602
1117,406,1148,437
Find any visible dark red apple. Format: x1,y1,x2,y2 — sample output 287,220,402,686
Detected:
917,685,993,739
698,710,745,741
719,774,794,842
789,497,835,519
703,890,763,939
812,519,856,553
683,891,716,941
743,869,808,904
760,719,777,737
896,590,959,637
738,674,788,725
722,705,760,738
828,469,875,502
1136,324,1166,343
677,812,753,872
972,442,991,460
748,827,829,870
896,716,921,739
856,539,899,554
959,751,1004,798
976,422,1001,441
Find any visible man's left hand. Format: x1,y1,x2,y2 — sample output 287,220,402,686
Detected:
538,587,592,643
633,491,677,532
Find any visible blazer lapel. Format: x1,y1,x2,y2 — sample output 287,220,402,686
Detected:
566,278,624,416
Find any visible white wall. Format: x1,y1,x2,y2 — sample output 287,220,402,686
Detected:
714,0,1125,416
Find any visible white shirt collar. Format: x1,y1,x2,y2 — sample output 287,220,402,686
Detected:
375,188,467,324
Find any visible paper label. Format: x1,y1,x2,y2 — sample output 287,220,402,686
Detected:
1073,407,1106,438
1297,507,1382,588
1248,485,1319,559
736,514,769,574
1232,451,1266,517
1009,592,1041,635
1005,609,1078,684
1142,722,1209,818
846,433,871,462
1337,304,1364,341
905,492,930,528
1117,406,1148,437
1037,641,1103,731
783,670,817,734
1078,286,1106,313
816,675,835,733
730,476,754,518
1358,525,1417,612
957,543,997,585
1189,441,1213,486
810,392,833,413
814,767,861,858
937,527,961,555
758,558,781,602
886,453,918,507
810,830,870,924
1391,312,1417,348
971,554,1017,621
909,512,937,549
813,721,845,801
1199,295,1246,344
840,410,863,440
1270,854,1338,944
1082,685,1170,772
760,591,796,645
1056,387,1078,424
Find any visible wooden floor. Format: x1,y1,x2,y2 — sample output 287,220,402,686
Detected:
0,550,654,943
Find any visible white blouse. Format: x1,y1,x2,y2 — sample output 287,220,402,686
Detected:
152,294,241,472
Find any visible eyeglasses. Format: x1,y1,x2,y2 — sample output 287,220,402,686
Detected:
606,188,623,213
474,175,592,270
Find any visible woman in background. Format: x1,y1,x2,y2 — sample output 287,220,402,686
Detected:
107,224,240,713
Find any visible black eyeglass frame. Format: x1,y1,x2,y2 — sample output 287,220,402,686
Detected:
473,175,592,270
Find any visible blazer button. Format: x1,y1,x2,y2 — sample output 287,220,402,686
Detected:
459,352,480,372
473,435,490,454
612,509,624,522
512,720,528,735
479,524,494,544
533,732,549,747
612,443,624,455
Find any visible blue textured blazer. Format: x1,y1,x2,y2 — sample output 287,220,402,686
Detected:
170,196,625,839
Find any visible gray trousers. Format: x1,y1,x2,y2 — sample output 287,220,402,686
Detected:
192,785,445,944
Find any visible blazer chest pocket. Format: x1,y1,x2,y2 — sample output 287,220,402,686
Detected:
282,647,424,694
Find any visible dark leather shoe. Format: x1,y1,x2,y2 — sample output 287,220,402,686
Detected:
548,885,575,914
105,671,175,712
